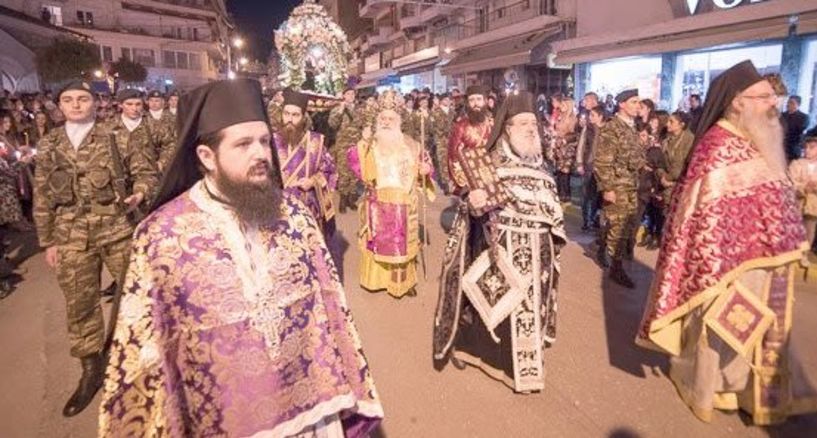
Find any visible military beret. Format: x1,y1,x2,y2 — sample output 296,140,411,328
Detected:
616,89,639,104
117,88,143,102
57,80,93,100
167,90,180,98
147,90,164,99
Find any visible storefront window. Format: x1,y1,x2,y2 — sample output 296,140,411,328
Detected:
673,44,782,111
589,56,662,106
797,38,817,126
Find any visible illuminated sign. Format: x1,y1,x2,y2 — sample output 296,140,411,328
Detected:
685,0,767,15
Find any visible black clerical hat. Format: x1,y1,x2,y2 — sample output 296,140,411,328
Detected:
150,79,277,213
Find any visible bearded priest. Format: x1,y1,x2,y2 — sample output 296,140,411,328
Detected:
434,91,566,393
348,90,435,299
273,89,338,236
637,60,816,425
99,79,383,437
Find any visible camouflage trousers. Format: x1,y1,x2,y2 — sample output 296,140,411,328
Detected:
601,188,638,261
434,140,450,194
57,236,131,358
333,145,358,200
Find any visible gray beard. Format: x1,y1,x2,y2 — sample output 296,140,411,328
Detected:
508,133,542,162
738,108,786,174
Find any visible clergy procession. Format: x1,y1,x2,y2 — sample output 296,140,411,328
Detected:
1,1,817,437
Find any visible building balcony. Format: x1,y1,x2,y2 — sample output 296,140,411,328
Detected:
399,13,424,32
361,25,394,54
359,0,396,19
421,2,454,22
435,0,563,51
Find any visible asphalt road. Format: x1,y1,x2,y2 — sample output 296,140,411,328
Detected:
1,195,815,438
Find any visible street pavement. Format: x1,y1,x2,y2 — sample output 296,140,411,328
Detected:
1,194,815,438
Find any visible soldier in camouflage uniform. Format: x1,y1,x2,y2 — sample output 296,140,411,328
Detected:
593,89,644,288
167,89,180,119
33,81,158,417
430,93,456,193
144,90,178,174
267,88,284,132
112,89,169,199
328,88,361,212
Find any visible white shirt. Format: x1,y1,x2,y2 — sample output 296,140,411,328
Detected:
169,107,177,115
149,109,164,120
65,121,95,150
121,115,143,132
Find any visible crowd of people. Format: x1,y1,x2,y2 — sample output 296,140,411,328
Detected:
0,57,816,435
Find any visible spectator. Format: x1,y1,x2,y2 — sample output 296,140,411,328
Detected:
688,94,703,133
781,95,809,161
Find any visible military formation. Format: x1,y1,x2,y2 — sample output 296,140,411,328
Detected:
32,82,174,417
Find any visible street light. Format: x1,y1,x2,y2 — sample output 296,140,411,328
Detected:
93,69,104,78
232,37,244,48
239,57,249,66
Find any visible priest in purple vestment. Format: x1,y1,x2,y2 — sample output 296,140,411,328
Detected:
273,90,338,237
98,79,383,437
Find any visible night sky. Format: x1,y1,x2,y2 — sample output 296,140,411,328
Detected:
226,0,301,61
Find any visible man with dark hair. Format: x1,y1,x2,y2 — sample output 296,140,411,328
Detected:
274,89,337,236
688,93,703,133
99,79,383,436
638,61,815,425
594,89,643,287
447,85,493,195
33,81,157,417
782,94,809,160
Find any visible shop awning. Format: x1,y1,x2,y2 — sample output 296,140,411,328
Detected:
0,28,40,93
394,46,440,76
356,67,396,89
441,26,562,76
553,1,817,64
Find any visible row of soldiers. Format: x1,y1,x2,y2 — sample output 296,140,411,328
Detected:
32,82,180,417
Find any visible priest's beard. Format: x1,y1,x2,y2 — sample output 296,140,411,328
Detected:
507,130,543,162
737,106,786,174
282,119,307,146
375,125,404,147
213,159,282,226
467,106,487,124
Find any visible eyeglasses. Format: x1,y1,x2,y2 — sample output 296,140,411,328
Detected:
739,93,778,102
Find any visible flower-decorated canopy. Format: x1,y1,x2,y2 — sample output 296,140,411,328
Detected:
274,0,350,96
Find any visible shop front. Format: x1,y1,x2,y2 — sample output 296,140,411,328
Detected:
442,24,568,95
554,0,817,118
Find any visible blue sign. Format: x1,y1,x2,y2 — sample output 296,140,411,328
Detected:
377,75,400,86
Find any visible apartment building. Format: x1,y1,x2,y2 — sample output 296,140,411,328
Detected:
1,0,233,91
554,0,817,118
317,0,373,79
353,0,576,95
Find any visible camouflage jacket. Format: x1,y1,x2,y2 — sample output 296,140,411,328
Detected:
593,115,644,192
33,123,158,249
430,107,456,148
143,112,177,173
328,103,359,152
409,110,433,145
268,102,283,132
